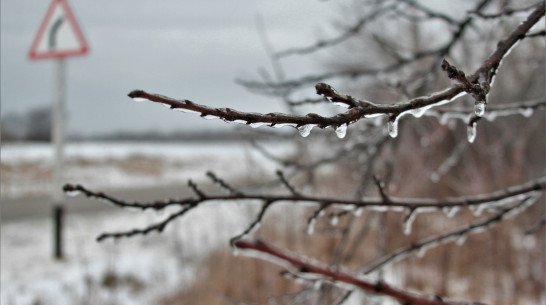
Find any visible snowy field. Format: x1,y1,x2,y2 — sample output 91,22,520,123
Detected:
0,141,295,305
1,141,293,199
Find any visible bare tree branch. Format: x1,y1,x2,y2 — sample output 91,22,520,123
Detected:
64,176,546,241
127,4,544,139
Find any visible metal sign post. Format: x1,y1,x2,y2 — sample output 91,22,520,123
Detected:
29,0,89,260
52,58,65,259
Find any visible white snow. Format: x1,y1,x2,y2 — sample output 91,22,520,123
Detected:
1,141,294,199
0,140,294,305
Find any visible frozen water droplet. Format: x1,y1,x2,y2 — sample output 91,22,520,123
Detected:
335,124,347,139
387,118,398,138
410,107,427,118
430,172,440,183
313,280,322,291
468,204,486,217
232,247,240,256
439,113,450,126
297,125,314,137
420,137,430,147
474,102,486,117
249,122,267,128
201,114,216,120
467,124,476,143
132,97,148,103
307,218,316,235
65,190,82,197
417,246,427,258
456,234,467,246
333,102,349,108
519,108,533,118
403,209,417,235
442,206,460,218
352,207,364,217
172,107,200,114
330,215,339,226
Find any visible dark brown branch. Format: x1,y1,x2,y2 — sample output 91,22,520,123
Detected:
96,204,197,241
128,83,465,131
65,177,546,242
469,3,539,19
274,3,399,58
64,176,546,214
234,239,487,305
241,0,491,92
128,5,544,136
207,171,243,195
473,3,545,86
230,200,274,246
441,59,487,103
276,170,301,196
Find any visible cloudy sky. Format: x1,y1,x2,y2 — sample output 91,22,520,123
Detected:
1,1,344,136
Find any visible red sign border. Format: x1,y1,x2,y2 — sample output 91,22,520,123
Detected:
29,0,89,60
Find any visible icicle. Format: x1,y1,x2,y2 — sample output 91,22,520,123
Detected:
468,204,487,217
132,97,148,102
330,215,339,226
387,117,399,138
403,208,417,235
442,206,460,218
297,125,314,137
466,124,477,143
232,247,240,256
307,218,316,235
352,207,364,217
249,122,267,128
201,114,216,120
518,108,533,118
172,107,200,114
456,234,467,246
409,107,427,118
474,102,486,117
335,124,347,139
271,123,298,129
65,190,82,197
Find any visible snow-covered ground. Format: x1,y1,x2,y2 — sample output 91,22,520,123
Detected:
1,141,293,199
1,141,294,305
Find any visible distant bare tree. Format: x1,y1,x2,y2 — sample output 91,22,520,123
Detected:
66,1,545,304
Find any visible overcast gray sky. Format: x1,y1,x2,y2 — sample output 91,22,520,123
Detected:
1,1,344,136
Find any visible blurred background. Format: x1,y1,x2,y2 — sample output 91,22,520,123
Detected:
1,1,545,305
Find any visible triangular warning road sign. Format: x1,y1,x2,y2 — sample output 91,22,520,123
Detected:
29,0,89,60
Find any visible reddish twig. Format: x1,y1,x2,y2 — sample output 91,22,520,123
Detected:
234,239,486,305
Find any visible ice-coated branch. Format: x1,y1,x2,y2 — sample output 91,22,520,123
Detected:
441,59,486,103
233,239,487,305
127,4,544,140
64,176,546,241
334,194,541,303
472,3,545,86
128,83,465,133
362,194,541,274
